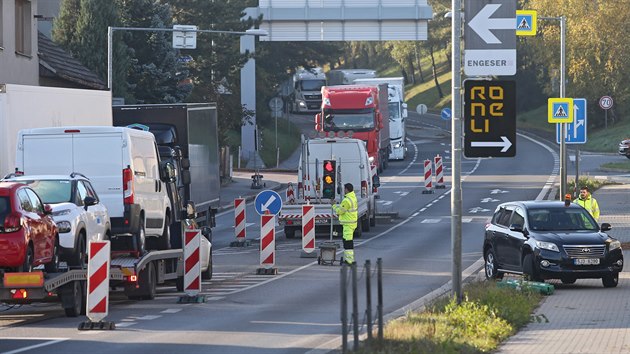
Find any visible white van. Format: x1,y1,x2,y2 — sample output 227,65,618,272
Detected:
15,126,172,253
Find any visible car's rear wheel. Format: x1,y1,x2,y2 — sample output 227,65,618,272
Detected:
69,232,86,268
19,245,34,272
561,276,577,284
484,248,504,280
44,237,60,273
134,217,146,255
602,273,619,288
157,215,171,250
523,253,543,282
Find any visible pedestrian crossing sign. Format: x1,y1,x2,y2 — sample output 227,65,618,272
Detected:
516,10,537,36
548,98,574,123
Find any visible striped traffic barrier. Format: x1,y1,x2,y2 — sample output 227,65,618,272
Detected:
230,198,247,247
257,214,278,275
434,154,446,189
301,205,316,258
286,182,296,205
178,229,205,303
79,240,115,330
422,159,434,194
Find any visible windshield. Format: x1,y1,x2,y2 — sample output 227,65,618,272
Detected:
388,102,401,120
20,180,72,204
527,207,598,231
300,80,326,91
323,109,375,132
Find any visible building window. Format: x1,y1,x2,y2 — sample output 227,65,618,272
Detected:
15,0,32,56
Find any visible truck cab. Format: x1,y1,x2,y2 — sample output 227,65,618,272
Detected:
290,67,326,113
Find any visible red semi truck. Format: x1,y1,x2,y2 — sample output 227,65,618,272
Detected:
316,84,390,172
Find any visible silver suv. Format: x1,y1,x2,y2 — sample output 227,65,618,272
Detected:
3,173,110,268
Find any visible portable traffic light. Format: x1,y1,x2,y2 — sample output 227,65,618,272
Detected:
322,160,336,199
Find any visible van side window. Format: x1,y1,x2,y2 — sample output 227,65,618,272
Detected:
76,181,88,206
132,137,157,179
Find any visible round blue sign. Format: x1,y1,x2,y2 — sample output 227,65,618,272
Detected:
440,108,452,121
254,190,283,216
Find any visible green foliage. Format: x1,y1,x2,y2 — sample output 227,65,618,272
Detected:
568,177,610,197
600,161,630,172
359,281,543,354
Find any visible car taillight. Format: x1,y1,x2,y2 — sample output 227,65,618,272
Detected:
123,167,134,204
361,180,368,198
4,212,22,232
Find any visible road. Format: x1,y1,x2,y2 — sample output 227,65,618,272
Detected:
1,111,561,353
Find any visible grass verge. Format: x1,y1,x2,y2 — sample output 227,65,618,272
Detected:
357,280,543,354
601,161,630,172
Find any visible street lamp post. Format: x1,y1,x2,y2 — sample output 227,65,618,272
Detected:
451,0,463,303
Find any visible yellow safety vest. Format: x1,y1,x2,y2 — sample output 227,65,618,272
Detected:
573,195,600,221
333,191,358,225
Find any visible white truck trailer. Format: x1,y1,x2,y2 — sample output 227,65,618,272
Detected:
326,69,377,85
279,137,379,239
353,77,408,160
0,84,112,176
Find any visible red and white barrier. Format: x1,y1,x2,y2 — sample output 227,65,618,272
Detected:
286,183,296,205
183,229,202,296
86,240,110,323
234,198,246,241
434,154,445,189
302,205,315,254
422,159,434,194
260,215,275,268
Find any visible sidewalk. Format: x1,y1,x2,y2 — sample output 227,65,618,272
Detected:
497,184,630,353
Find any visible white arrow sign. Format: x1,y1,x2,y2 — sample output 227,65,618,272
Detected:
262,195,276,211
481,198,500,203
468,4,515,44
470,136,512,152
490,189,509,194
469,207,491,214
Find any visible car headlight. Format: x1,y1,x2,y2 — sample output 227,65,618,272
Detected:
609,240,622,251
536,240,559,252
56,220,72,233
52,209,72,216
393,141,403,149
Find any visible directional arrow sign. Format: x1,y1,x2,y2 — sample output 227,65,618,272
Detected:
465,0,517,76
471,136,512,152
556,98,587,144
464,80,516,158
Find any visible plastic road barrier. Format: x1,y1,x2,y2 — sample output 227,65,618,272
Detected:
234,198,246,241
302,205,315,253
184,229,202,296
260,214,275,268
434,154,445,189
286,182,296,205
422,159,434,194
86,240,110,322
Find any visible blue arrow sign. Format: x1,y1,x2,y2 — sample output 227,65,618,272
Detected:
441,107,452,121
254,190,283,216
556,98,587,144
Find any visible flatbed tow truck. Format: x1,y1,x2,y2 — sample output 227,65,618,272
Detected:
0,249,186,317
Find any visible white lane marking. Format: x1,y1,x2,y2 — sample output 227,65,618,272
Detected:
135,315,162,320
114,322,137,328
481,198,499,203
518,132,560,201
490,189,509,194
469,207,490,213
161,308,182,314
421,219,441,223
0,338,68,354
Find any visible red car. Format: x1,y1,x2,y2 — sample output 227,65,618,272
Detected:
0,182,59,272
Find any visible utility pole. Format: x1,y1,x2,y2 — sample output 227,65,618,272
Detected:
451,0,463,302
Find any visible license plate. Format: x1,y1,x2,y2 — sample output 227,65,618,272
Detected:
315,219,329,224
574,258,600,265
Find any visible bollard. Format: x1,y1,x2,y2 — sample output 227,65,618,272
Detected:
79,240,115,330
341,263,348,354
286,182,296,205
366,259,373,346
377,258,383,341
230,198,248,247
177,229,206,303
422,159,434,194
352,263,359,351
434,154,446,189
256,214,278,275
301,205,317,258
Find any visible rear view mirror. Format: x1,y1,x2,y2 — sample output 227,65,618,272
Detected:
43,204,53,215
509,223,523,233
181,158,191,169
181,170,191,185
601,223,612,232
372,175,381,188
83,196,97,210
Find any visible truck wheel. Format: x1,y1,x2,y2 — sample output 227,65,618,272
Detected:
61,281,82,317
127,262,156,300
285,226,297,239
202,247,213,280
157,215,171,250
361,215,370,232
19,246,33,272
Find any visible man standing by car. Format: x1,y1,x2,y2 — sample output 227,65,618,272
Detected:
574,186,600,221
332,183,358,264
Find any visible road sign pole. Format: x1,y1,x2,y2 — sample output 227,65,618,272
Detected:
560,15,567,200
451,0,463,303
